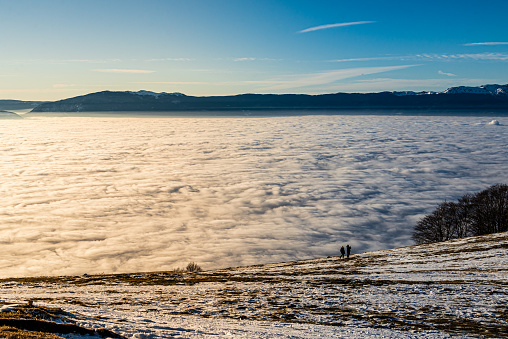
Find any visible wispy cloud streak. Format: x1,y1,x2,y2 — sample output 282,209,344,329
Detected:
332,56,403,63
332,53,508,63
147,58,193,62
438,70,456,77
298,21,375,33
464,42,508,46
418,53,508,61
130,81,208,85
327,77,493,93
261,65,418,91
93,69,155,74
232,57,281,62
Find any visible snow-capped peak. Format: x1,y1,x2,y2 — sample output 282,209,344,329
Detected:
392,84,508,97
440,84,508,96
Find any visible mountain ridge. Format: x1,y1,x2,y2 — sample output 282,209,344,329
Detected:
29,84,508,113
0,99,47,111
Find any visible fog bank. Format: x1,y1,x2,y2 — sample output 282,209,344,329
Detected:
0,115,506,277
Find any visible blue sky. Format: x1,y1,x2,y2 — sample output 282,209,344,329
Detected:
1,0,508,100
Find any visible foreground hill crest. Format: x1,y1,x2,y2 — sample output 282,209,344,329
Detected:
1,232,507,338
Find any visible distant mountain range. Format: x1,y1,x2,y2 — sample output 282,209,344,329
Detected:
28,84,508,113
0,99,46,111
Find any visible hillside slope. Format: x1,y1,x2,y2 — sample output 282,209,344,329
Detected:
0,232,506,338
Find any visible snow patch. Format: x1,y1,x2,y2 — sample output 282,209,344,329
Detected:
126,90,186,98
0,304,20,312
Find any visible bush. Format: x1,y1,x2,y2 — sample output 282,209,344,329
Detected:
186,262,202,273
413,184,508,244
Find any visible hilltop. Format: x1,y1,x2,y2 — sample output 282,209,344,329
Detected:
0,232,506,338
28,84,508,114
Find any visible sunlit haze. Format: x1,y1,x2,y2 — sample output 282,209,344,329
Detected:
1,0,508,101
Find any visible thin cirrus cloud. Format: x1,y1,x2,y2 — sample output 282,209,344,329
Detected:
146,58,193,62
463,42,508,46
418,53,508,61
298,21,375,33
233,57,257,62
332,53,508,63
332,56,404,63
328,77,492,93
233,57,280,62
93,69,155,74
260,65,418,91
438,70,456,77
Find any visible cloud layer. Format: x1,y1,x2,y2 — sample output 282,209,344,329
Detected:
0,115,506,277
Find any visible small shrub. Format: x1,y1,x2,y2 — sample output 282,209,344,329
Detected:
186,262,202,273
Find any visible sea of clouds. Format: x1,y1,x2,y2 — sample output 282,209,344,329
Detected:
0,114,506,277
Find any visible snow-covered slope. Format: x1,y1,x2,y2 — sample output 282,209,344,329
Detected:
0,232,507,338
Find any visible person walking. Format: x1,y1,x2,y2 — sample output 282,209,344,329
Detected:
340,246,345,259
346,244,351,259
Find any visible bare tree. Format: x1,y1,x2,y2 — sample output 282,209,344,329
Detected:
455,194,475,238
413,184,508,244
470,184,508,235
413,213,443,244
413,201,459,244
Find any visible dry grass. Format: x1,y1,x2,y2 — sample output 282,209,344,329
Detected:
1,232,507,338
0,304,125,339
0,326,63,339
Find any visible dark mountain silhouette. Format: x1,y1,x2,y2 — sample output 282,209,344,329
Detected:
0,110,22,119
29,85,508,114
0,100,46,111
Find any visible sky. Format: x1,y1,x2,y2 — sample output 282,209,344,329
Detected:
1,0,508,101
